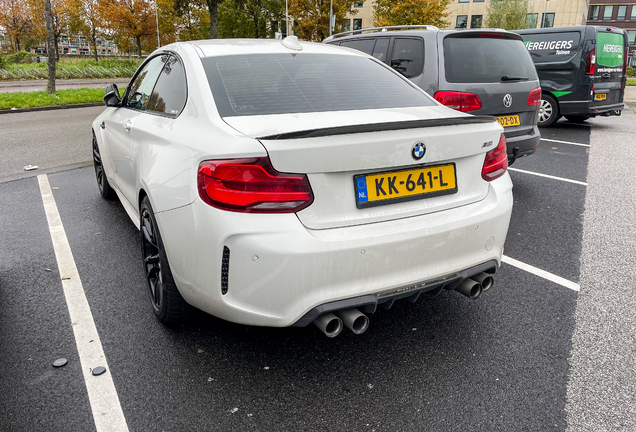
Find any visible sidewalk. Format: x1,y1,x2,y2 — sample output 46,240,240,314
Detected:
625,85,636,104
0,78,129,93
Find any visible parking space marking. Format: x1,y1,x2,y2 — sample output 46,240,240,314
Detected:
540,138,590,148
38,174,129,432
508,167,588,186
502,255,580,291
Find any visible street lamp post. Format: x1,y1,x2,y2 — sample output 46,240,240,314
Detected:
329,0,333,37
155,0,161,47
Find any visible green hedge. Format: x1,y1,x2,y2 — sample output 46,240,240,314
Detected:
1,57,142,80
627,67,636,78
5,51,38,64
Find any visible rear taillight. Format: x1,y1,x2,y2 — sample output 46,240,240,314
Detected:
479,32,504,38
586,48,596,75
197,157,314,213
623,48,629,75
434,91,482,112
527,87,542,106
482,134,508,182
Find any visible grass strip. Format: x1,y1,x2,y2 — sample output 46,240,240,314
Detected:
627,80,636,86
0,87,124,109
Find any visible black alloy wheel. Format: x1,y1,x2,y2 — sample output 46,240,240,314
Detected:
92,133,115,199
140,197,188,324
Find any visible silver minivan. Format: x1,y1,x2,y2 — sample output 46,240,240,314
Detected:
325,26,541,163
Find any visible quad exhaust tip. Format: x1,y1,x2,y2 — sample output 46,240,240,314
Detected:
335,308,369,335
313,312,343,338
456,278,483,299
313,308,369,337
471,272,494,292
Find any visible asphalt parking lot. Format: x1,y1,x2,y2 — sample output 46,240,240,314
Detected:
1,107,635,431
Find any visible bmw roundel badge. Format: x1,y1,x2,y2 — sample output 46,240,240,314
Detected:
411,142,426,161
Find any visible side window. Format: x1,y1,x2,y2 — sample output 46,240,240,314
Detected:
390,38,424,78
147,55,187,117
126,55,166,110
372,38,390,62
340,39,375,55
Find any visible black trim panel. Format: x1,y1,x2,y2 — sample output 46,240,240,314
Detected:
257,115,497,140
292,260,498,327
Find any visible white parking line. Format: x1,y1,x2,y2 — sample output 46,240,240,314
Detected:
38,175,129,432
502,255,580,291
508,167,588,186
541,138,591,148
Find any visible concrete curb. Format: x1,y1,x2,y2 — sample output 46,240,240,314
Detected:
0,102,103,115
0,161,93,184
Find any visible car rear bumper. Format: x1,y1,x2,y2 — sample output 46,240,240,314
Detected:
588,102,624,116
504,124,540,158
156,174,513,327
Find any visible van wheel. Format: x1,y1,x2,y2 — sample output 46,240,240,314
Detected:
538,94,560,127
565,115,590,123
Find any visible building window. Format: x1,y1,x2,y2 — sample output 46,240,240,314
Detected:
456,15,468,28
631,6,636,20
526,13,538,28
459,0,469,4
353,19,362,31
473,0,484,3
617,5,627,20
344,20,350,32
541,13,555,28
627,30,636,45
589,5,600,20
471,15,483,28
603,5,613,20
354,1,363,7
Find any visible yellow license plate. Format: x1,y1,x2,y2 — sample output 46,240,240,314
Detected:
496,115,521,127
354,164,457,208
595,93,607,101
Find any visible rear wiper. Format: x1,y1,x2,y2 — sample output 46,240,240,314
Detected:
501,75,528,81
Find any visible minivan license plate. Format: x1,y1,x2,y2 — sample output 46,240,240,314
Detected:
595,93,607,101
496,115,520,127
354,164,457,209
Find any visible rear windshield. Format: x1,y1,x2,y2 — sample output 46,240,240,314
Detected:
201,54,434,117
443,37,538,83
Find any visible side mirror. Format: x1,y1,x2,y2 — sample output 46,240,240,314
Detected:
104,84,121,107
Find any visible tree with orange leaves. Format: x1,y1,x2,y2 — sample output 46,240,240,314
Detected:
26,0,70,60
101,0,157,57
66,0,104,61
289,0,359,42
0,0,33,51
373,0,450,28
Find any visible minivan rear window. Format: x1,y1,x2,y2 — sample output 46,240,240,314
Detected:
443,37,538,83
202,54,434,117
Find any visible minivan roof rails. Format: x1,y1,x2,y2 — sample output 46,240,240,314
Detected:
324,25,440,41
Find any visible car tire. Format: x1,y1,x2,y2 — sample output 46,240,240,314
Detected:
92,133,115,199
140,196,189,324
538,94,560,127
565,115,590,123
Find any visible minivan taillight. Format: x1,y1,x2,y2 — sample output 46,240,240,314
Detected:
623,49,629,76
482,134,508,182
527,87,542,106
586,48,596,75
197,158,314,213
434,91,483,112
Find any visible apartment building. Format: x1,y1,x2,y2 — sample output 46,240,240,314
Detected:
587,1,636,64
343,0,588,33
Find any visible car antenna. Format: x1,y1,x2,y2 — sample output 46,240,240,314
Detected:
282,35,303,51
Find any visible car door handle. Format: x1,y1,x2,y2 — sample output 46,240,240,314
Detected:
122,119,132,132
602,73,610,79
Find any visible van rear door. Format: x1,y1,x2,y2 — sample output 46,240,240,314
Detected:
592,29,626,107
